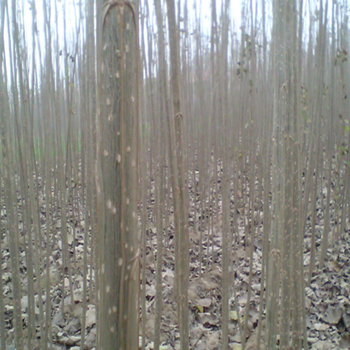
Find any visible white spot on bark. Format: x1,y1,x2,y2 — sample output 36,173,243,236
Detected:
108,308,112,314
108,114,113,122
102,264,105,274
106,199,117,214
112,306,117,313
103,149,108,157
126,44,129,53
132,211,136,218
116,71,120,78
110,326,115,333
118,258,123,266
106,98,111,106
116,154,121,163
131,160,136,167
131,96,134,102
126,146,131,152
106,285,110,293
126,198,130,205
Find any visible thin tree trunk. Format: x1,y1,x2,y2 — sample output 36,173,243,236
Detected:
165,0,189,348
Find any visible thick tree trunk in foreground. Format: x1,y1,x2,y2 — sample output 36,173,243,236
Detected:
96,1,139,349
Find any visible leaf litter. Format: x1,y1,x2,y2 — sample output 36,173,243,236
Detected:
1,171,350,349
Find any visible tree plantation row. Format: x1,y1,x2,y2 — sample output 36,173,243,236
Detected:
1,0,350,349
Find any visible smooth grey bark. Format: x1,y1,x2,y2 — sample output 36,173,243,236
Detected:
96,1,140,349
165,0,190,348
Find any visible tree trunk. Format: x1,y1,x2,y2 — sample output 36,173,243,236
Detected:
96,2,139,348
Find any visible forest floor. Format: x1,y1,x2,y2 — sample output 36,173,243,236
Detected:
140,167,350,349
141,198,350,350
2,171,350,349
